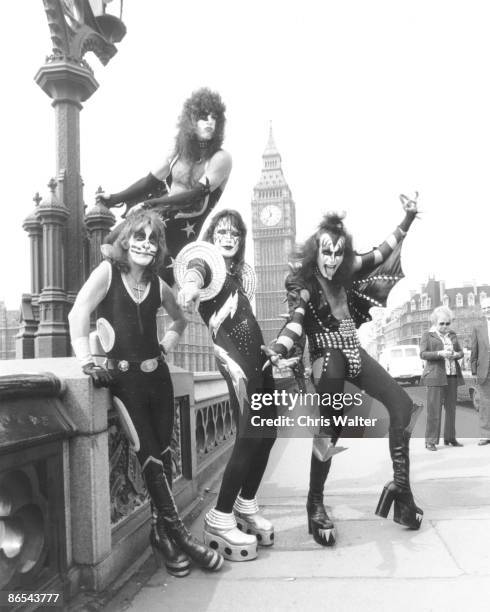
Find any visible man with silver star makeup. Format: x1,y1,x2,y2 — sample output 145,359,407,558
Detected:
174,210,291,562
98,88,232,284
264,195,423,547
69,210,223,577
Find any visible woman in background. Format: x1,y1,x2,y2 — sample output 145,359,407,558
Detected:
420,306,465,451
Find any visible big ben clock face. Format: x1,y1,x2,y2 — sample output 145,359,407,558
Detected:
260,204,282,227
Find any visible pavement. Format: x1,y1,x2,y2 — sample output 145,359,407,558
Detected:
95,396,490,612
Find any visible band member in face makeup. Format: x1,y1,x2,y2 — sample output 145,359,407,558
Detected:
175,210,288,562
265,196,423,546
68,210,223,577
98,88,232,283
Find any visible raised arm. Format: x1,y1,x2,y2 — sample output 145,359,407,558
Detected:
353,194,418,273
159,280,188,354
68,261,113,386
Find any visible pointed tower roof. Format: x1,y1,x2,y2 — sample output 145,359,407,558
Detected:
263,121,281,159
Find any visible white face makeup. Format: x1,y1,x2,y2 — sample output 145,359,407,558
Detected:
128,224,158,267
213,216,241,258
317,233,345,279
194,113,216,140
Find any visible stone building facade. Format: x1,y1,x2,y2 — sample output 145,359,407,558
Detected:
377,278,490,360
0,302,20,360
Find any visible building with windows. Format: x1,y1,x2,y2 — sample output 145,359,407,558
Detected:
157,309,215,373
251,126,297,344
376,278,490,358
0,302,20,360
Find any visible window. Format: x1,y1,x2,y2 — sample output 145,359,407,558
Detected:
480,291,487,305
410,299,416,311
443,295,449,307
456,293,463,307
468,292,475,306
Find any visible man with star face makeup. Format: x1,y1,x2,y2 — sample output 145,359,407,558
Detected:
174,210,286,563
98,88,232,284
69,210,224,577
265,196,423,547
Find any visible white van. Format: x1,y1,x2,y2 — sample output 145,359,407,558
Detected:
379,345,423,385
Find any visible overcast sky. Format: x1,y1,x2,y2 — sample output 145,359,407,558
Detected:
1,0,489,310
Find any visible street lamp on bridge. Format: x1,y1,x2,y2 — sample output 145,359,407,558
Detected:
16,0,125,358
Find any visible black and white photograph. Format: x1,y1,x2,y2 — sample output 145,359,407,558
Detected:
1,1,489,610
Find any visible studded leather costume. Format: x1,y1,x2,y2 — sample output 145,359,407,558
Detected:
188,258,276,514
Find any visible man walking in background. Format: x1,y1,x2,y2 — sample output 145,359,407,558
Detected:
470,297,490,445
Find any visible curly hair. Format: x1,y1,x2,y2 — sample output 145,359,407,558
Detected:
203,209,247,277
430,306,454,326
174,88,226,163
110,210,167,281
290,213,356,290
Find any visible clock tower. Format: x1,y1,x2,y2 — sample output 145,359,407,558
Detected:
251,125,297,344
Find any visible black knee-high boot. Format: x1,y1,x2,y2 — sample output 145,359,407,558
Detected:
145,470,224,571
147,455,191,577
306,455,335,546
375,427,423,529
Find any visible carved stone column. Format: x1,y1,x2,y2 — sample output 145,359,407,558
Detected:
24,193,44,296
85,192,116,271
35,61,99,306
35,180,70,358
16,194,43,358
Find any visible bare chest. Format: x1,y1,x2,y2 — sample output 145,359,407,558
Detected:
316,277,350,320
170,158,206,190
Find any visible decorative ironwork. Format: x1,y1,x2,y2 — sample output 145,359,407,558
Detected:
195,398,235,464
109,395,186,526
42,0,119,67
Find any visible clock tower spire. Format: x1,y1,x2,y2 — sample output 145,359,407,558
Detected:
251,124,297,344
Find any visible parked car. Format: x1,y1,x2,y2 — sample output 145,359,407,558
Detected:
379,345,423,385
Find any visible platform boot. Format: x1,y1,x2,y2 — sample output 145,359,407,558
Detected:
204,508,258,561
146,453,191,577
306,454,335,546
148,502,190,577
233,495,274,546
375,427,423,529
145,471,223,571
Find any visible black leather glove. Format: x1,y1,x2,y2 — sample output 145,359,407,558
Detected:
82,362,113,388
98,173,166,209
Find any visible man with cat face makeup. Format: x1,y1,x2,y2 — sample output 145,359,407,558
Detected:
265,196,423,547
69,210,224,577
175,210,292,562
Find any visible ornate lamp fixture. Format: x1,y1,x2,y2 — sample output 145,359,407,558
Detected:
88,0,126,44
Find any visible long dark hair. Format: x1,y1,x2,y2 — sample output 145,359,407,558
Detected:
290,213,355,291
111,210,167,281
174,88,226,163
203,209,247,277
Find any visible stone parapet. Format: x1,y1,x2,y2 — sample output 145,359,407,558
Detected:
0,358,233,601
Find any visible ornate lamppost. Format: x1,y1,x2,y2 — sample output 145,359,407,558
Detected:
18,1,125,358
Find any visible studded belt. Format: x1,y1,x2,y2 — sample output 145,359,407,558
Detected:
106,355,164,373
